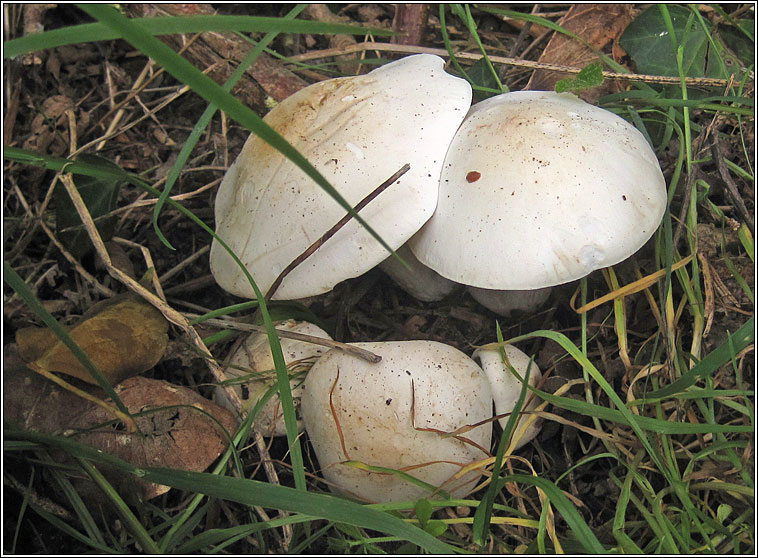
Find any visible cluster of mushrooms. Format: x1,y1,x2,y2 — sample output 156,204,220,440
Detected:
210,55,667,503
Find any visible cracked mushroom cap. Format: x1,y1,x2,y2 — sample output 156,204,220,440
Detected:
210,54,472,300
301,340,492,503
410,91,667,290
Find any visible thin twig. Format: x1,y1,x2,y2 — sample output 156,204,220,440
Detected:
251,430,292,549
59,172,245,413
330,368,350,460
710,135,754,233
288,42,746,88
37,217,116,298
506,4,539,58
156,244,211,284
4,474,75,522
263,163,411,302
672,124,713,249
190,316,382,363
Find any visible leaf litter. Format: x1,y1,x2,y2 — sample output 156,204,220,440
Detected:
16,291,169,385
5,348,238,502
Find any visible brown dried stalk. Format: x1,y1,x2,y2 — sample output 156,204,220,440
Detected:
290,42,745,88
190,316,381,363
329,368,350,461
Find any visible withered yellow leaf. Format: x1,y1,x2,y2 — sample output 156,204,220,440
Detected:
16,326,59,361
17,293,168,385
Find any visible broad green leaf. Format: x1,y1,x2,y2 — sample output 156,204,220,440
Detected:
414,498,433,527
555,62,605,94
619,6,713,77
467,57,503,100
717,21,754,66
424,520,448,538
717,503,733,523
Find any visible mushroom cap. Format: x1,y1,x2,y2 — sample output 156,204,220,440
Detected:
210,54,472,300
301,340,492,502
473,344,542,450
214,320,331,436
410,91,667,290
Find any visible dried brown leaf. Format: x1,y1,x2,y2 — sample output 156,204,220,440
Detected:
67,376,238,500
4,346,100,434
526,4,636,102
4,355,238,502
16,293,169,385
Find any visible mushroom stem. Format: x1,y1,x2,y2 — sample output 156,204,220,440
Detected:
380,243,457,302
468,285,552,317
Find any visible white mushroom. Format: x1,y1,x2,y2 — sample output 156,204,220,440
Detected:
472,344,543,450
215,320,331,436
410,91,667,313
379,243,457,302
210,54,472,300
300,340,492,502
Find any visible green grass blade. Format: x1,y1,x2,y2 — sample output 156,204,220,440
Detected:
77,4,398,264
76,458,160,554
498,474,606,553
143,469,459,554
175,515,315,554
8,469,34,554
4,14,392,59
3,262,132,419
72,9,391,484
46,465,105,546
22,502,120,553
342,461,451,499
455,4,505,92
151,4,306,250
472,322,531,546
7,429,458,554
493,330,670,480
645,317,754,398
7,142,309,488
537,389,751,434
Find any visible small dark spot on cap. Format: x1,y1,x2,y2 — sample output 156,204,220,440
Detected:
466,171,481,183
622,195,627,201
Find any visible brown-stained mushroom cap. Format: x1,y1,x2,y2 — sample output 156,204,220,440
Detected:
210,55,472,300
